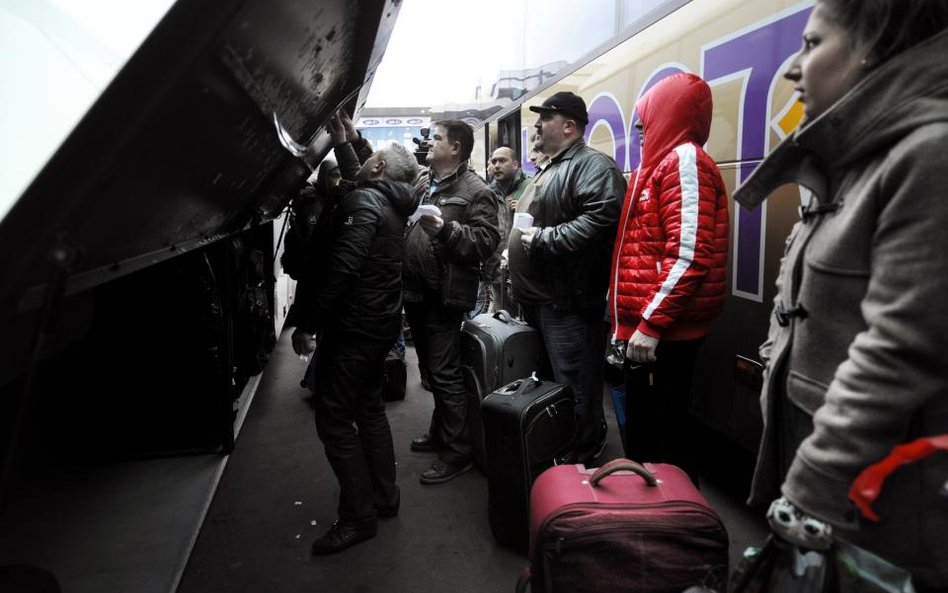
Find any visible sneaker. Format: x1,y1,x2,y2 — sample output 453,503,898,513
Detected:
310,519,377,555
419,458,473,485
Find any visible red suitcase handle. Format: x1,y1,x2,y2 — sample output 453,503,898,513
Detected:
590,458,658,487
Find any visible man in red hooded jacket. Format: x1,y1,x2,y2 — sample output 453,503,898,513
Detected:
608,73,729,484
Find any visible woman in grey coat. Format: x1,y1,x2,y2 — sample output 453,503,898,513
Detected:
732,1,948,590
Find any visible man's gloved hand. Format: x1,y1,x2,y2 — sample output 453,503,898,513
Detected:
767,496,834,551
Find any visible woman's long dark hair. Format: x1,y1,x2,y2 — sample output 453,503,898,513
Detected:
821,0,948,65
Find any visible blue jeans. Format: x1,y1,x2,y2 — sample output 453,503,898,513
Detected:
465,279,489,321
521,304,607,459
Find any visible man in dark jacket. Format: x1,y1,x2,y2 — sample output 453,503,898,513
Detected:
403,119,499,484
291,119,420,554
485,146,529,312
508,91,626,464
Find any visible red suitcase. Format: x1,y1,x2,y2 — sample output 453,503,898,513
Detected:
517,458,728,593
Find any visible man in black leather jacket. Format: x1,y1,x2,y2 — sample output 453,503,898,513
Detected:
403,119,499,484
508,92,626,464
292,112,420,555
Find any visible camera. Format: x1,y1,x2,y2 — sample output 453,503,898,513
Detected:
412,127,431,166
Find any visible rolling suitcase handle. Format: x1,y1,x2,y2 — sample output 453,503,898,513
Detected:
589,458,658,487
492,308,530,326
493,309,515,323
496,372,545,397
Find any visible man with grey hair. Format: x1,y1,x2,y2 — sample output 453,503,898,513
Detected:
292,111,420,555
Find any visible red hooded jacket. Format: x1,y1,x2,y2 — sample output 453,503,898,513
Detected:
609,72,729,342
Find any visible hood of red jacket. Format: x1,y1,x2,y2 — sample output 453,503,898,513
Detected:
635,72,713,177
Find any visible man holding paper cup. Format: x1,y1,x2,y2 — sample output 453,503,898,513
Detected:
507,91,626,465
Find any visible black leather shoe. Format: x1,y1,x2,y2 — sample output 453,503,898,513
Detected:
410,433,440,452
311,519,377,555
419,458,473,485
376,486,400,519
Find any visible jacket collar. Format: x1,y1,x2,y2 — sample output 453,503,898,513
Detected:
549,138,585,165
431,161,467,184
429,161,468,194
735,27,948,210
490,169,527,196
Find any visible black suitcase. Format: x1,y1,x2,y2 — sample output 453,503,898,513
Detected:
461,310,549,469
483,376,575,551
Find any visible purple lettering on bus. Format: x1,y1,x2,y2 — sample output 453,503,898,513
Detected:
521,126,535,176
702,6,811,299
628,66,687,171
585,94,628,171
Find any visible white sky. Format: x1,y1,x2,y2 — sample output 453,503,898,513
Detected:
365,0,510,108
364,0,621,109
0,0,175,219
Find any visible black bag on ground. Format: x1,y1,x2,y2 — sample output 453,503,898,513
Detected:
381,346,407,402
730,535,917,593
482,376,575,551
461,309,549,470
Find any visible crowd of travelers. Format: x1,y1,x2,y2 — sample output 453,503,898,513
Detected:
281,2,948,589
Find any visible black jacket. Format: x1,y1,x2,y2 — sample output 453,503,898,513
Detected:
403,165,499,310
522,139,625,318
296,179,419,343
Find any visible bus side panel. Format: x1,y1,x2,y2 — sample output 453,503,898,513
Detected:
496,0,814,452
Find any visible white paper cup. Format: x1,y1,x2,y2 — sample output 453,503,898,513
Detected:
513,212,534,229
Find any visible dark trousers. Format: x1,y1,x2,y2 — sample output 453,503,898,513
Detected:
311,335,397,522
623,338,703,484
404,299,471,464
521,304,607,459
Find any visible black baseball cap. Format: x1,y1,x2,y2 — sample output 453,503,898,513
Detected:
529,91,589,124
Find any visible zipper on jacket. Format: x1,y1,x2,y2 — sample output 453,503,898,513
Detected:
611,167,643,340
